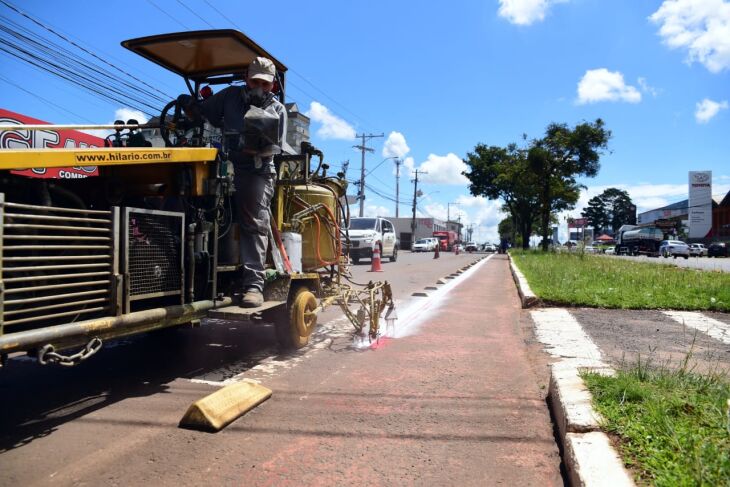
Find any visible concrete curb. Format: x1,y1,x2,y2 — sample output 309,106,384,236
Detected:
548,363,635,487
507,254,539,308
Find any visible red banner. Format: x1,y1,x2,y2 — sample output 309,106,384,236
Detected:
0,108,102,178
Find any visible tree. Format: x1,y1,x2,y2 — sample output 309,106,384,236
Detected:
600,188,635,232
581,188,636,235
581,195,609,234
463,143,541,249
530,120,611,250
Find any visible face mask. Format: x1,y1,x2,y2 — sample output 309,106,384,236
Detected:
247,86,266,106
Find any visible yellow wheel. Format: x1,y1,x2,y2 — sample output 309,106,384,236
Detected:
275,287,318,349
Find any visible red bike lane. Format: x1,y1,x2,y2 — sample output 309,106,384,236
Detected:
212,255,563,486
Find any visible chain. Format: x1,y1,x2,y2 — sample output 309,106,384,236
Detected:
38,338,103,367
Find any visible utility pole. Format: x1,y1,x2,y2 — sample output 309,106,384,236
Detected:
447,202,459,232
411,169,427,241
394,158,402,218
353,133,384,217
457,215,462,242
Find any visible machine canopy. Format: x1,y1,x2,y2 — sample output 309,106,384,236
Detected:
121,29,287,85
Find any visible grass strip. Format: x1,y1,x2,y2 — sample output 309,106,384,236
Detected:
583,367,730,486
510,250,730,311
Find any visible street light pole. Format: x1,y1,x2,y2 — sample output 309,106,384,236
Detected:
394,158,401,218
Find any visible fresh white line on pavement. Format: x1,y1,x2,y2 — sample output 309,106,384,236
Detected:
663,311,730,345
389,254,494,339
530,308,607,368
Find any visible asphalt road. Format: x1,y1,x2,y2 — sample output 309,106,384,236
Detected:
607,253,730,272
0,252,561,485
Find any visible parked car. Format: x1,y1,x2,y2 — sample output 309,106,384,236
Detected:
583,246,599,254
707,242,728,257
604,247,615,255
688,243,708,257
484,244,497,253
412,238,435,252
347,217,398,264
659,240,690,259
465,242,478,252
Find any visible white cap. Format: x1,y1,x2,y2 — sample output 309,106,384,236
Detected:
248,57,276,82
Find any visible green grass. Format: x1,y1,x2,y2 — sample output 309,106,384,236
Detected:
583,366,730,486
510,249,730,311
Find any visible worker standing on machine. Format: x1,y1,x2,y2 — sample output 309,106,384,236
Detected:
198,57,288,307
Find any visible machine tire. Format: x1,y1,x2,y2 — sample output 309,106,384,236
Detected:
662,250,668,258
275,287,318,350
389,246,398,262
351,256,360,265
683,255,688,260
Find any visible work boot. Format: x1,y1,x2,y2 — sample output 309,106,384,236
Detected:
240,288,264,308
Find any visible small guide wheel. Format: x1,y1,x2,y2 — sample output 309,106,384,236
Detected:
275,287,318,349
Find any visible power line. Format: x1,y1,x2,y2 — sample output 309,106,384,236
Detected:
0,73,95,123
0,0,172,99
197,0,372,130
145,0,191,29
175,0,216,28
0,22,168,108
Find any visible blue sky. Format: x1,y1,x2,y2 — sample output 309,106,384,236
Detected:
1,0,728,242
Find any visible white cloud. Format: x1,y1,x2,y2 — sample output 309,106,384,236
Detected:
416,153,470,185
382,131,410,158
577,69,642,104
115,108,148,125
695,98,728,123
497,0,568,26
402,156,415,173
650,0,730,73
637,77,659,97
81,107,149,138
305,101,356,140
364,204,391,218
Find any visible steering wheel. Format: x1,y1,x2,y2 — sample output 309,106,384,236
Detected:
159,99,179,147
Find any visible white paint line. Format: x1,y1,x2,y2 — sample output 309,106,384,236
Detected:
388,255,494,339
663,311,730,345
530,308,607,368
189,257,491,385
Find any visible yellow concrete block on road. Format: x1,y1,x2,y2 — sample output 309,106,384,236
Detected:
179,380,272,432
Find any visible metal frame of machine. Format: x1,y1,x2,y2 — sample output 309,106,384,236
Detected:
0,29,394,368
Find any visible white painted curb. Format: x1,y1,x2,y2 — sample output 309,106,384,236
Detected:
550,364,635,486
507,254,538,308
564,432,635,487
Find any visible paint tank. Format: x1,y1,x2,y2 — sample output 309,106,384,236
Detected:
292,184,340,271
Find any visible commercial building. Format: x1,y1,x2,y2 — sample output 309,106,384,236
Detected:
387,217,462,250
637,190,730,242
284,102,310,152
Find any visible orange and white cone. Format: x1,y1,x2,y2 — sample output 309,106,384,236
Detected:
369,246,384,272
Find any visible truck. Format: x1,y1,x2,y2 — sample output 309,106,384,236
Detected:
433,230,458,251
615,225,664,256
0,29,394,369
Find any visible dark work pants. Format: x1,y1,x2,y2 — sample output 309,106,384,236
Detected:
234,167,275,292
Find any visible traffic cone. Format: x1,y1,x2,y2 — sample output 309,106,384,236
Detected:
434,244,440,259
369,246,384,272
